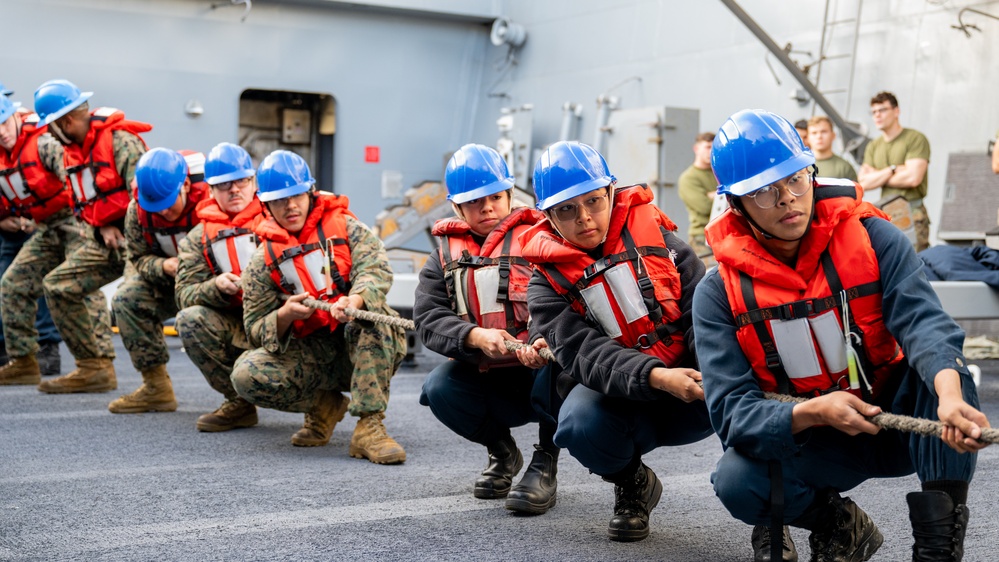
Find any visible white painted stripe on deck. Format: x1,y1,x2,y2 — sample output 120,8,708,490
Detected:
9,473,715,551
0,463,232,485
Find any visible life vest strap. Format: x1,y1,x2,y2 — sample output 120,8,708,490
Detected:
735,281,881,327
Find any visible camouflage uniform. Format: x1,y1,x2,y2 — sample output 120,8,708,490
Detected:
1,135,107,359
232,215,406,415
174,222,251,400
43,131,144,361
111,200,178,371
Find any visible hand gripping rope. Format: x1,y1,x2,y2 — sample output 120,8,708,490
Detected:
298,297,998,444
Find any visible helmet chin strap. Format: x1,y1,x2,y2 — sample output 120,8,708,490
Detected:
47,119,73,146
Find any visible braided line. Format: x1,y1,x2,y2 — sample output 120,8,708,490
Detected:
294,295,994,444
763,392,999,444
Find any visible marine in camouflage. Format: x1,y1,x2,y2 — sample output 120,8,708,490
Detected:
175,222,251,399
232,214,406,415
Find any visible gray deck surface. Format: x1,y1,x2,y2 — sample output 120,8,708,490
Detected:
2,336,997,561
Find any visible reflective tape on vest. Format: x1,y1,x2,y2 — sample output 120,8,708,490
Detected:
603,263,648,324
69,166,97,202
580,284,622,338
210,233,257,274
0,171,30,201
472,266,505,315
768,310,848,379
154,232,186,258
278,248,328,295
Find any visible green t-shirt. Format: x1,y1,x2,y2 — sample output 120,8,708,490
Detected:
816,154,857,182
863,128,930,201
677,164,717,239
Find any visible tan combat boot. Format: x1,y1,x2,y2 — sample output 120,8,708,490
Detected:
38,357,117,394
0,354,41,385
108,364,178,413
291,390,350,447
349,412,406,464
197,398,259,432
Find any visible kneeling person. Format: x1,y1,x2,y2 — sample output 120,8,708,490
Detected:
694,109,989,562
232,150,407,462
521,141,713,542
108,148,208,413
175,142,264,431
416,144,559,513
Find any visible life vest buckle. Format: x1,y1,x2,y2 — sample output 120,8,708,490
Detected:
779,299,814,321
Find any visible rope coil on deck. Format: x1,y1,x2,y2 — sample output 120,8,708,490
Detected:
298,296,996,444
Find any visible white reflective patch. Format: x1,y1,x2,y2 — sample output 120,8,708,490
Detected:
604,263,647,324
278,259,305,294
1,171,29,200
153,233,181,258
211,239,234,273
451,269,469,317
302,249,327,293
70,168,96,202
808,310,848,373
473,266,504,315
232,234,257,273
580,284,623,338
0,174,20,202
769,318,822,378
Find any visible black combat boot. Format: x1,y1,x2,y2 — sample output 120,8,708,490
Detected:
473,434,523,499
907,490,969,562
505,445,558,515
605,462,663,542
797,489,882,562
752,524,798,561
37,341,62,377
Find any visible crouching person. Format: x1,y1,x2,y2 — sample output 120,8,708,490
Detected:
175,142,265,431
109,148,208,413
520,141,713,542
232,150,408,463
416,144,559,513
693,109,989,562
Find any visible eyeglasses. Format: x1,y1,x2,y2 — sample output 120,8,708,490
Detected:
267,191,309,210
870,106,894,116
745,173,810,209
211,177,253,191
552,191,609,222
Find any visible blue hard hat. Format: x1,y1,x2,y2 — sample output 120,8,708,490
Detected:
136,148,188,213
532,141,616,211
0,81,12,96
444,144,514,204
257,150,315,203
33,79,93,127
712,109,815,197
205,142,255,185
0,96,20,124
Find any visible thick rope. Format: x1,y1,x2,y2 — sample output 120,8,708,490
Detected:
295,295,994,443
763,391,999,444
299,297,557,362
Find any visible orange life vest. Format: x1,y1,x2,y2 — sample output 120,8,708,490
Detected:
63,107,152,227
0,113,72,222
433,207,543,369
134,180,209,258
520,184,687,366
198,197,266,307
256,193,356,338
707,179,905,399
